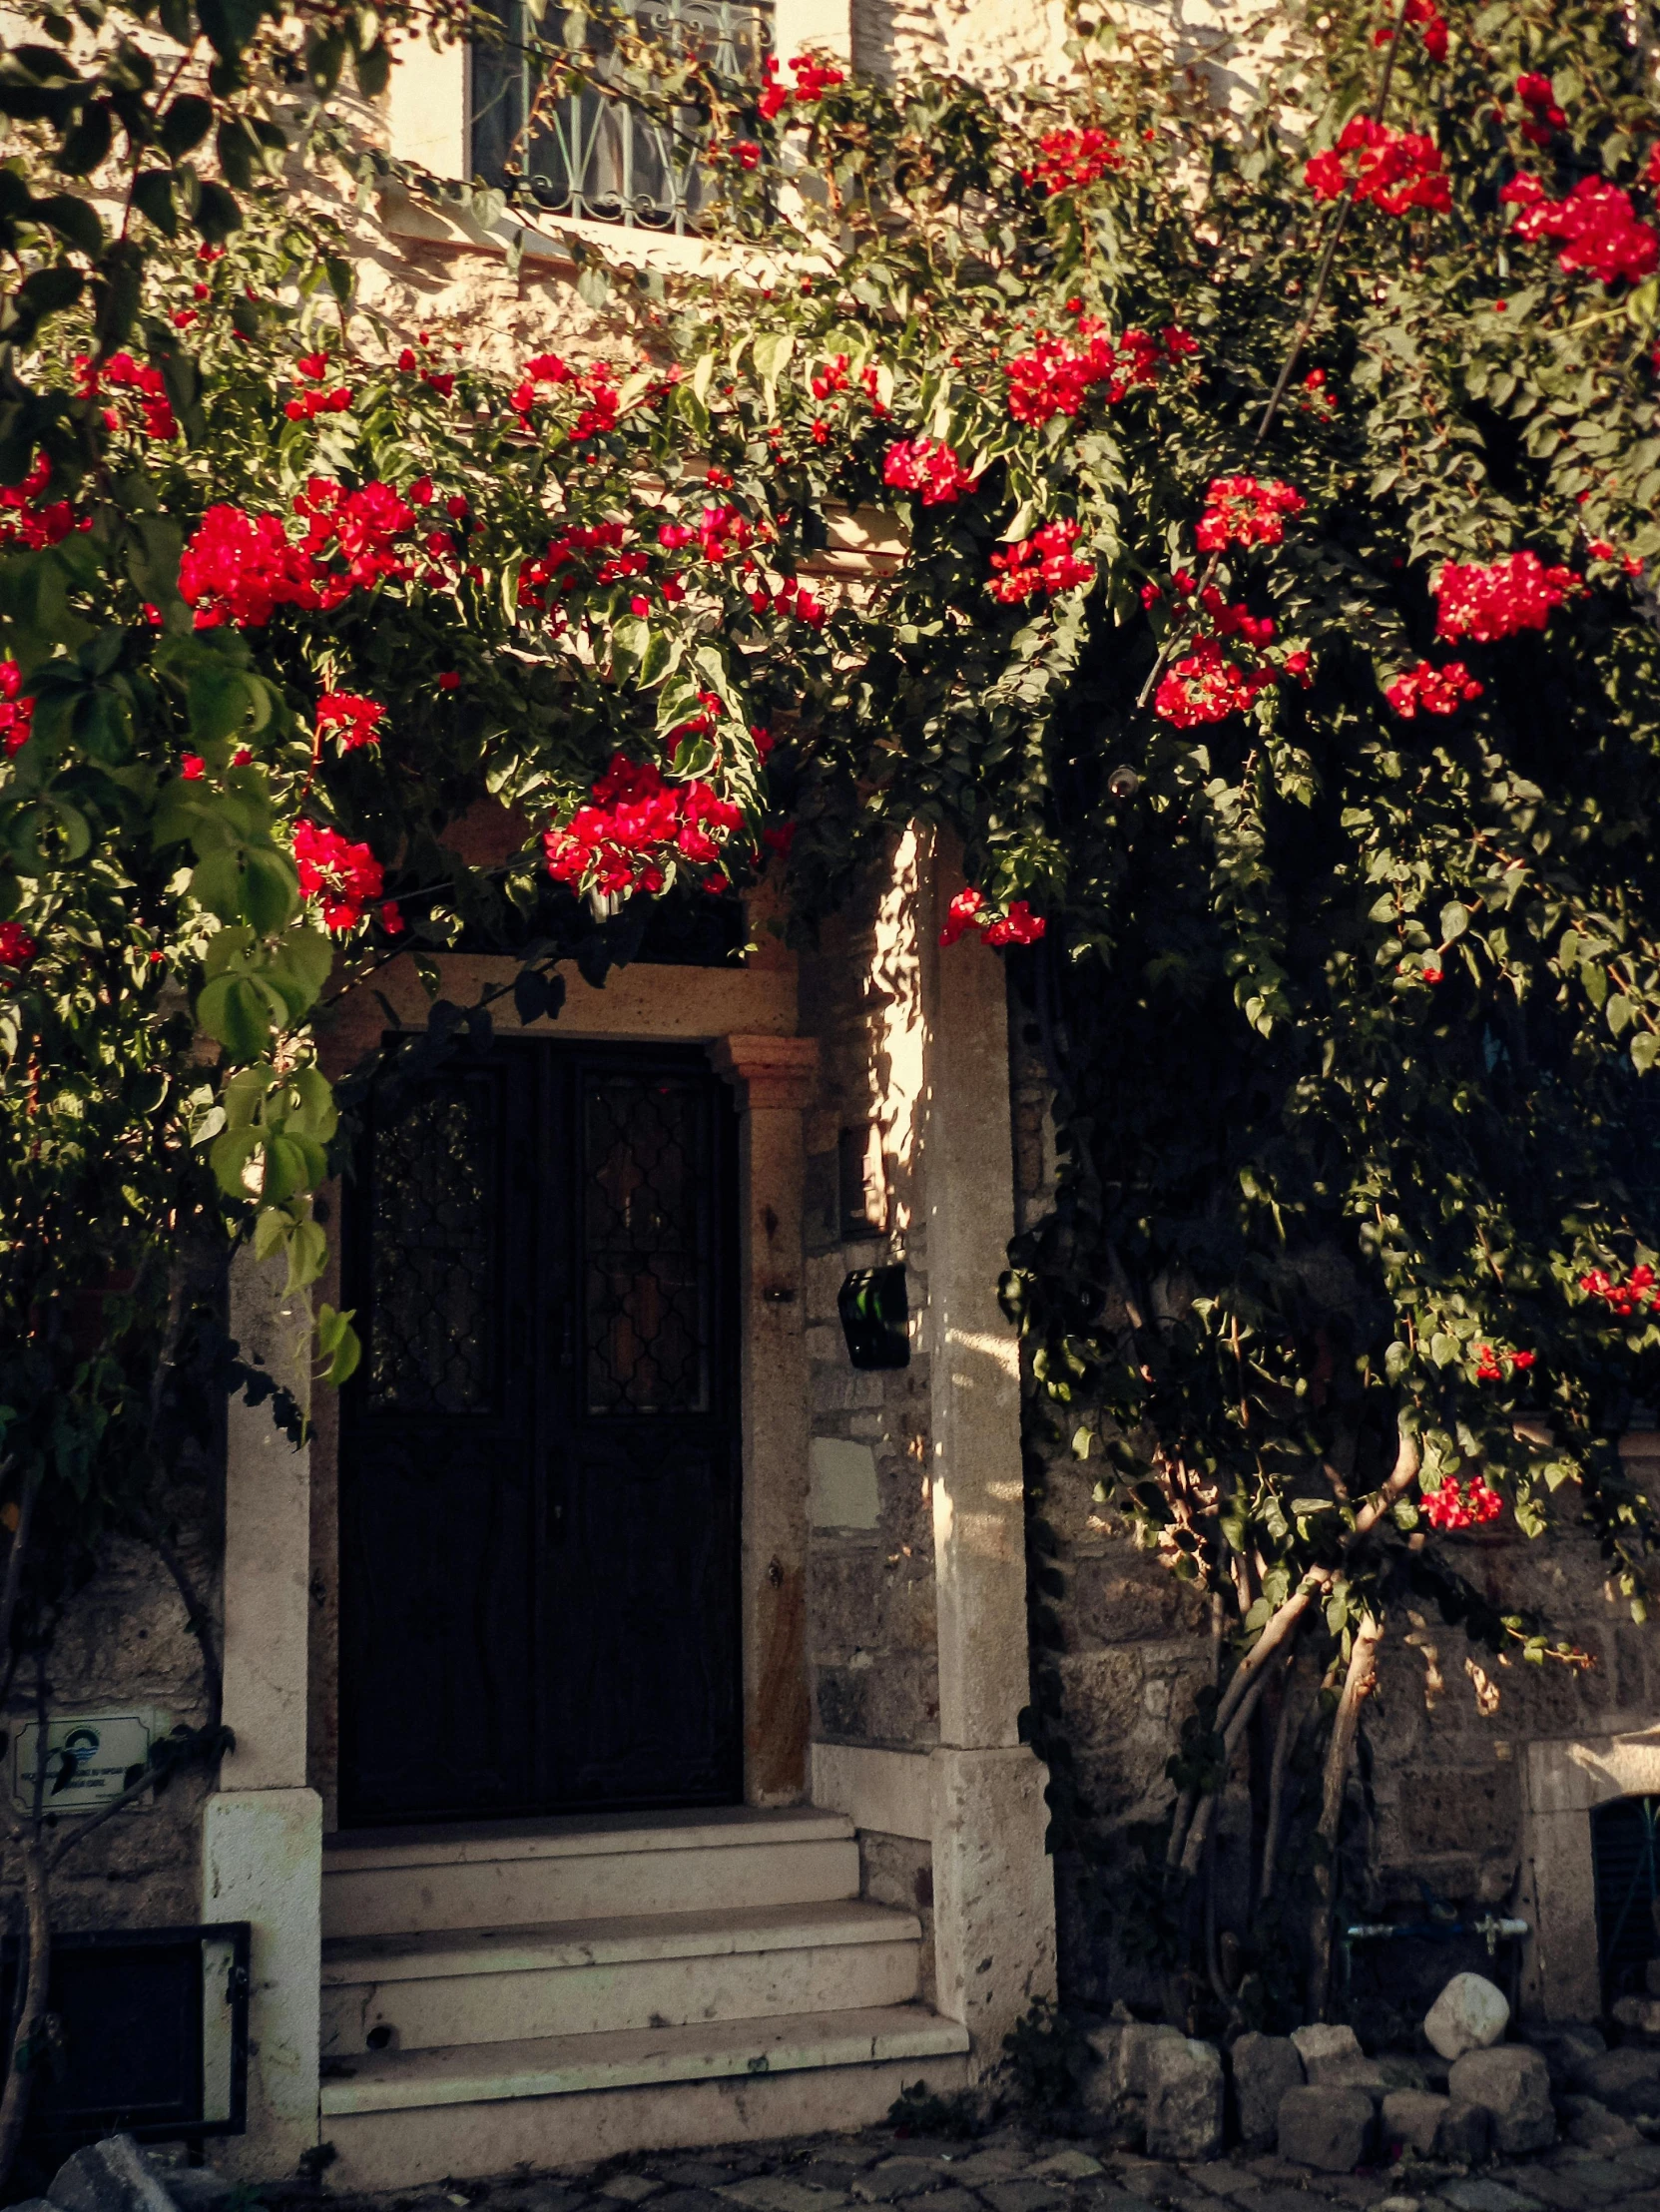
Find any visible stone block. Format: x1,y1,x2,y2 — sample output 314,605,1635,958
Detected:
1320,2056,1389,2105
1613,1994,1660,2037
1289,2021,1364,2082
1579,2044,1660,2116
1277,2083,1374,2171
1083,2018,1184,2108
1424,1972,1510,2060
1559,2093,1642,2152
1435,2098,1493,2161
1381,2087,1446,2156
50,2139,176,2212
851,2165,945,2204
1143,2036,1224,2161
1518,2019,1606,2089
1447,2044,1555,2154
1230,2031,1305,2152
1438,2183,1540,2212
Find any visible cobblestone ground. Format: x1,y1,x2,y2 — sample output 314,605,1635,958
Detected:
336,2112,1660,2212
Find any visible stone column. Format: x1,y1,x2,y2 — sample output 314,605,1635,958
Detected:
712,1034,821,1808
203,1249,321,2179
921,848,1057,2075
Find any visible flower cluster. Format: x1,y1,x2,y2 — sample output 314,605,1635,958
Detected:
1383,660,1483,717
542,754,746,899
810,353,886,412
1421,1474,1503,1530
75,350,177,440
396,334,456,399
1475,1344,1536,1381
1004,321,1195,425
988,520,1095,604
1194,475,1306,552
0,920,37,970
316,693,386,751
1305,116,1451,217
285,351,353,421
1580,1265,1660,1316
179,480,422,630
758,52,844,119
1152,589,1282,727
1515,72,1566,143
882,438,976,505
0,455,74,550
294,821,392,932
1501,175,1660,285
1434,551,1575,642
0,661,32,757
938,887,1047,947
510,353,620,439
1022,127,1122,196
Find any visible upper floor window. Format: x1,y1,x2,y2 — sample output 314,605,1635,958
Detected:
470,0,771,236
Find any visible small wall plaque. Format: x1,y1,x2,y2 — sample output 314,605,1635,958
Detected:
9,1710,161,1816
838,1264,910,1370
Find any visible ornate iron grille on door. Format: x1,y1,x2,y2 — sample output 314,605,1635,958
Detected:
471,0,770,235
339,1039,742,1825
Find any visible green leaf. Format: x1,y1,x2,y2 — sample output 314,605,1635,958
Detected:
283,1216,328,1293
315,1304,360,1385
160,93,215,159
197,973,275,1059
1438,901,1469,943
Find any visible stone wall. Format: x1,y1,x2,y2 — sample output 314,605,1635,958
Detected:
0,1469,223,1934
799,835,940,1760
1008,1015,1656,2025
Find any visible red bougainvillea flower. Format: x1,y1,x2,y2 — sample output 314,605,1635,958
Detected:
73,350,178,440
1434,551,1576,642
731,139,762,170
1474,1344,1536,1382
0,455,74,551
1383,660,1484,717
180,754,206,780
1502,174,1660,284
316,692,386,751
1022,127,1122,196
939,887,1047,947
543,755,745,900
1003,320,1196,425
1377,0,1446,56
1421,1474,1503,1529
758,52,845,119
1155,640,1276,727
294,821,386,931
1305,115,1450,216
988,520,1096,604
1580,1265,1660,1316
0,920,37,970
1515,72,1566,143
1194,475,1306,552
882,438,976,505
380,900,405,935
0,660,32,757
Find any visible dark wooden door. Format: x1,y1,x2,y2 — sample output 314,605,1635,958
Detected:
337,1040,741,1828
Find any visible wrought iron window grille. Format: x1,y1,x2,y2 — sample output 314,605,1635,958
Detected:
470,0,771,237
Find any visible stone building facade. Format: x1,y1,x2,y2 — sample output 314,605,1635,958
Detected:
6,0,1660,2192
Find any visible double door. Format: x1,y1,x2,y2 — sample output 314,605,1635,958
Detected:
337,1039,741,1828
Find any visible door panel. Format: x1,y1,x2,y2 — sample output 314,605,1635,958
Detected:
338,1039,740,1828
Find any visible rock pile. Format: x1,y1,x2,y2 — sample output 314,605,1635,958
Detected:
1082,1968,1625,2177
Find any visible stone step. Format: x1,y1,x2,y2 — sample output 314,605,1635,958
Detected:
321,1807,859,1939
320,1899,924,2054
319,2004,971,2191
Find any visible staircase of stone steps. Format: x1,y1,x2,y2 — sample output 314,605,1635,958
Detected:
317,1806,968,2192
